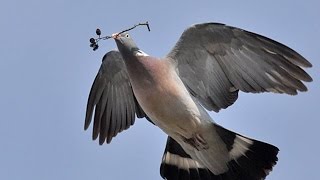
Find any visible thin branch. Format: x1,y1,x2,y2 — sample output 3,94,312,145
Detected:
89,21,150,51
117,21,151,35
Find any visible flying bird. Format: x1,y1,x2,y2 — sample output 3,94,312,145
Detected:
84,23,312,180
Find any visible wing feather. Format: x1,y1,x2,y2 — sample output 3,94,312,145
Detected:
85,50,149,144
167,23,312,111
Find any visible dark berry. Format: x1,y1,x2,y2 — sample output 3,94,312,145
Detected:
96,29,101,36
93,44,99,51
89,38,95,43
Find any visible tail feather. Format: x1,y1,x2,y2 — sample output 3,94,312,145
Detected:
214,124,279,179
160,124,279,180
161,136,214,180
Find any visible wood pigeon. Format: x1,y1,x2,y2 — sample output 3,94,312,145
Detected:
84,23,312,180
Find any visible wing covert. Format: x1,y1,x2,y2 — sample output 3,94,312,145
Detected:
167,23,312,112
85,50,148,144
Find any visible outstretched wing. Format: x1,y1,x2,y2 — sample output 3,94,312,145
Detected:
167,23,312,112
84,50,147,144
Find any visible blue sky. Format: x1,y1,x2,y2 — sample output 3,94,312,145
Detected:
1,0,319,179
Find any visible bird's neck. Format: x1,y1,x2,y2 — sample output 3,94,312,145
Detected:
123,54,161,89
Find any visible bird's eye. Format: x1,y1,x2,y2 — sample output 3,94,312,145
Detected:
125,34,130,38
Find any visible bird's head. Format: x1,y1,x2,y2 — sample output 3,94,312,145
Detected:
112,32,140,58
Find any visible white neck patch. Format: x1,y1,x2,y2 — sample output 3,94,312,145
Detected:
135,50,149,57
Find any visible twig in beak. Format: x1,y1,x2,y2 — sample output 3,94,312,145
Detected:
89,21,151,51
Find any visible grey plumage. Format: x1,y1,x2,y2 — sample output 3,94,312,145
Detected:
84,51,147,144
84,22,312,179
167,23,312,112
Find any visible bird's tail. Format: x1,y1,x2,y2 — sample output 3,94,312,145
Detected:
161,124,279,180
211,123,279,179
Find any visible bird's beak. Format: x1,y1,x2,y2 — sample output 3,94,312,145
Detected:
112,33,120,39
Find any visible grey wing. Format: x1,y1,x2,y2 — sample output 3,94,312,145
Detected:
84,50,147,144
167,23,312,112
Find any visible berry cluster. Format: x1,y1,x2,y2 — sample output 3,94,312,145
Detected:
88,22,150,51
89,29,102,51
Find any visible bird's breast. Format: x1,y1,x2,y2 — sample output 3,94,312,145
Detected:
128,60,206,138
